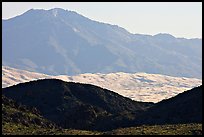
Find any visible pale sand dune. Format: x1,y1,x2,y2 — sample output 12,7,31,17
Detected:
2,66,202,103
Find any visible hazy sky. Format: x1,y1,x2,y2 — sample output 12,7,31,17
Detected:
2,2,202,38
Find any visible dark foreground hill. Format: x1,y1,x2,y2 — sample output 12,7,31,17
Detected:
2,79,153,131
2,96,201,135
2,95,58,129
2,79,202,133
134,85,202,125
2,95,100,135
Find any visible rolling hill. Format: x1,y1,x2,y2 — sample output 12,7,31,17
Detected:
3,95,201,135
134,85,202,125
2,79,153,131
2,79,202,134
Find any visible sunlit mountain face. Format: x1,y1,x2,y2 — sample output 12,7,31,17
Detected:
2,8,202,79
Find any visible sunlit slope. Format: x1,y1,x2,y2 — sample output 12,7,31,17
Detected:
3,8,202,78
2,66,202,103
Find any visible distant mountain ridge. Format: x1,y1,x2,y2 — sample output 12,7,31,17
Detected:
2,8,202,79
2,66,202,103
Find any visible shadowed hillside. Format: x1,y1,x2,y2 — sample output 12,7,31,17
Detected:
3,95,201,135
2,95,59,134
2,79,153,131
134,85,202,125
2,79,202,134
2,95,102,135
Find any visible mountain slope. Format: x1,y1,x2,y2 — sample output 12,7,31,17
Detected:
2,66,202,103
2,95,59,134
134,85,202,125
2,95,101,135
2,79,153,131
2,79,202,133
104,123,202,135
3,95,201,135
2,8,202,78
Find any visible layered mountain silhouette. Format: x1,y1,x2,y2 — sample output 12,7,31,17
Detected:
2,79,202,131
2,8,202,79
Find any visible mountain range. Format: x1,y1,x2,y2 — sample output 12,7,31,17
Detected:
2,66,202,103
2,8,202,79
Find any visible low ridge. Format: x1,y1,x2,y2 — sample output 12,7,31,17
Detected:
2,79,153,131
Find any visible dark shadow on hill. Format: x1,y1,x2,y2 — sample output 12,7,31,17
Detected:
2,79,153,131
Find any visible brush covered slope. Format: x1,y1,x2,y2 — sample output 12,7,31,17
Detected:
134,85,202,125
2,95,101,135
2,95,201,135
104,123,202,135
2,79,153,131
2,95,58,135
2,79,202,134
